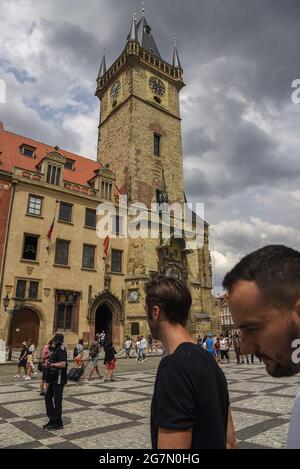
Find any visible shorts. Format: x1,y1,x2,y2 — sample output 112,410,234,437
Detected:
18,359,27,368
105,360,116,370
92,356,99,367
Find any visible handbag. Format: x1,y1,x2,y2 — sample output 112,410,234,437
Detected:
37,362,43,372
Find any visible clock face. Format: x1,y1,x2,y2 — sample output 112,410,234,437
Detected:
111,80,121,101
149,76,165,97
129,290,139,302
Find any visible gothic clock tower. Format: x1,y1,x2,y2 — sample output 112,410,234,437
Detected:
96,14,185,206
94,11,220,341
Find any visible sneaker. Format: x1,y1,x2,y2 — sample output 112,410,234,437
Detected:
46,423,64,431
43,421,55,430
40,392,46,396
24,376,31,380
14,375,21,378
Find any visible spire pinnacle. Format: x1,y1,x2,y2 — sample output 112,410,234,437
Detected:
142,1,145,17
98,49,107,77
128,10,138,43
172,39,182,69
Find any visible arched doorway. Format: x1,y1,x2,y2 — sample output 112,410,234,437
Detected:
88,291,124,347
95,304,113,343
10,308,40,348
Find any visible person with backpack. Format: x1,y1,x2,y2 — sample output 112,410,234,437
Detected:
139,335,147,362
220,335,230,364
148,335,153,353
135,336,141,361
214,337,221,363
73,339,84,368
15,341,29,378
39,340,53,396
103,341,117,381
233,334,241,364
125,336,132,359
88,338,102,380
99,331,106,351
25,339,37,380
204,333,216,358
43,334,68,431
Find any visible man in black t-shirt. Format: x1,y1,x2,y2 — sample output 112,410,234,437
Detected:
145,276,236,449
43,334,67,430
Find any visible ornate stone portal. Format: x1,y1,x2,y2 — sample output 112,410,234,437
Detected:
88,291,124,346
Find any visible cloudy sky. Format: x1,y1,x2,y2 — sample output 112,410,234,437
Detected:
1,0,300,291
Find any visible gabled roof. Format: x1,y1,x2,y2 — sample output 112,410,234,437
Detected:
0,121,102,187
136,17,161,58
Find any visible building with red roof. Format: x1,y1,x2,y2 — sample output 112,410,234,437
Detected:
0,10,219,351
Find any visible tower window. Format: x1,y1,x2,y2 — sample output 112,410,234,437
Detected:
55,240,70,266
112,215,123,235
145,25,151,35
64,159,75,170
131,322,140,336
101,181,113,200
154,134,161,157
27,195,43,216
16,280,26,299
20,144,36,158
59,202,73,223
46,164,61,186
22,234,39,261
82,244,96,270
85,208,96,228
111,249,122,273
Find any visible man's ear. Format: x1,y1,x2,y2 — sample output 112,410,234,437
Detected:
294,299,300,323
152,305,160,321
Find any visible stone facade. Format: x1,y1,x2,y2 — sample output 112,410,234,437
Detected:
0,16,221,350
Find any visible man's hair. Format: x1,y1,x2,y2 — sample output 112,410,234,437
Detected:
53,333,64,344
145,275,192,326
223,245,300,309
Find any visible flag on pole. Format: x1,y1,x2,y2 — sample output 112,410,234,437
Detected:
46,200,58,251
103,235,110,256
47,218,55,242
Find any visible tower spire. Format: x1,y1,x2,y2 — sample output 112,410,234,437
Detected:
98,49,107,77
142,1,145,17
128,9,138,43
172,37,182,69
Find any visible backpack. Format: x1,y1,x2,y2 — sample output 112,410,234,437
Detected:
90,343,99,358
73,346,79,358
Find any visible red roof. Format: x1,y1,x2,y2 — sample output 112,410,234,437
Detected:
0,121,102,186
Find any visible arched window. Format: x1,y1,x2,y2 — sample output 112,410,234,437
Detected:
46,164,61,186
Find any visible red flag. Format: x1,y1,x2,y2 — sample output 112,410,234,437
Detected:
103,235,110,256
47,218,55,241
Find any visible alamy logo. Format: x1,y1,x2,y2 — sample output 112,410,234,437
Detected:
291,339,300,364
0,79,6,103
291,79,300,104
95,196,205,250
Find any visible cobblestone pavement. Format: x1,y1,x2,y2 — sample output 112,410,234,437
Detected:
0,358,299,449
